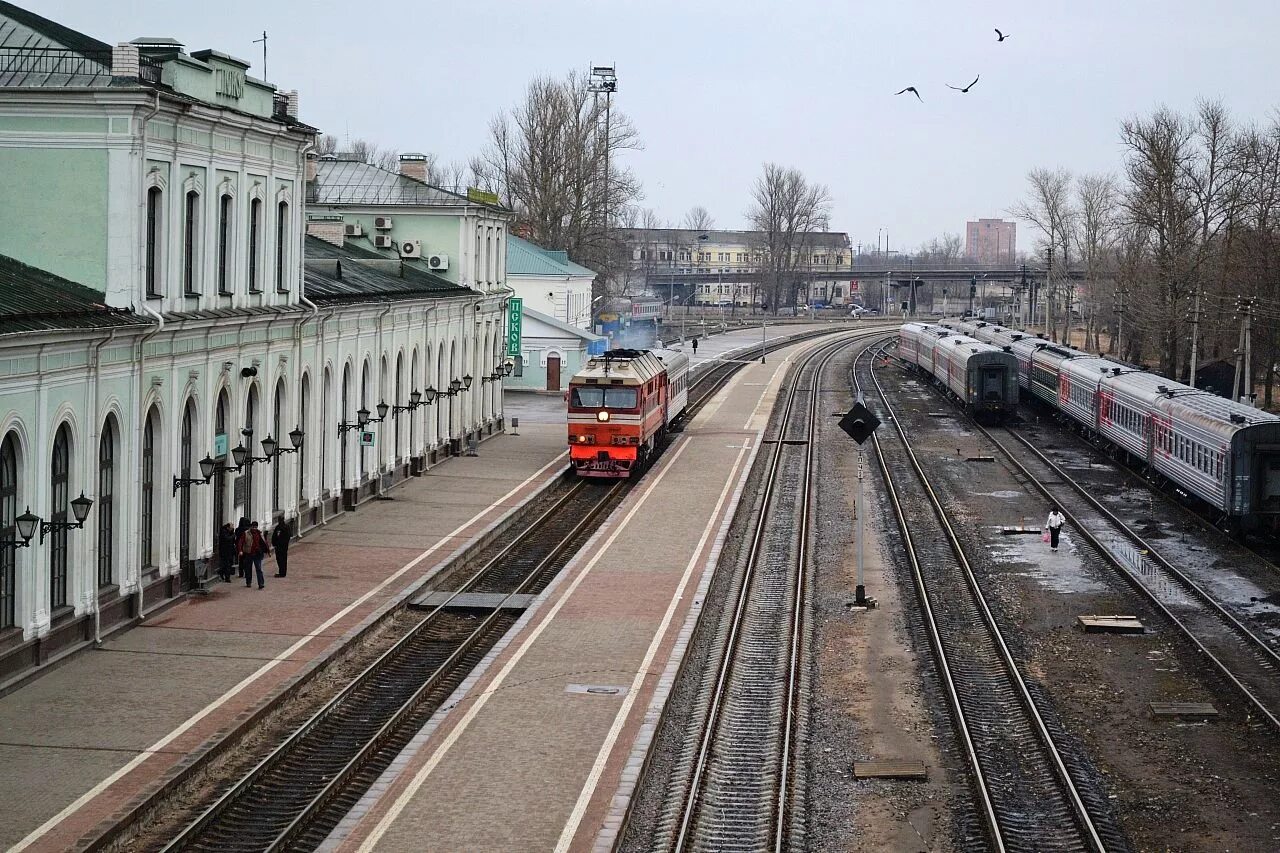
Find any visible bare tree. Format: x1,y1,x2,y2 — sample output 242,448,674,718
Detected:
747,163,833,312
314,134,399,171
1012,167,1076,341
1074,173,1121,350
476,70,643,297
683,206,715,232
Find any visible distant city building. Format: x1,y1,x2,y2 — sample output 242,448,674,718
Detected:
617,228,853,307
965,219,1016,265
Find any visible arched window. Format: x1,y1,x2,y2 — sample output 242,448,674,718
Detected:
183,189,201,296
49,424,70,609
244,385,258,518
0,433,18,628
213,390,229,539
322,368,331,492
248,197,263,293
409,349,420,453
340,365,351,489
98,417,117,588
272,379,285,512
360,361,370,478
179,401,195,574
141,408,158,569
395,353,404,458
217,192,234,295
275,200,291,293
146,187,164,298
299,374,309,504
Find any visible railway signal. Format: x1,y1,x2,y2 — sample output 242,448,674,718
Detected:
839,394,880,608
838,398,881,445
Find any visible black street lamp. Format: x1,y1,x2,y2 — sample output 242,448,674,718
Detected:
261,428,305,458
1,507,40,550
35,493,94,542
502,361,514,376
173,454,218,495
448,378,462,396
393,390,424,415
424,387,439,405
462,374,473,390
338,407,371,436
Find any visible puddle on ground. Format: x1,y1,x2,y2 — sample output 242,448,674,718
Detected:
987,534,1109,594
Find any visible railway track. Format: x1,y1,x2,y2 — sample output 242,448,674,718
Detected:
861,343,1122,853
980,423,1280,730
159,479,623,853
129,326,851,852
664,332,861,853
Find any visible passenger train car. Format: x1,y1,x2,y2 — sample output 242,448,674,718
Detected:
940,320,1280,529
898,322,1019,421
566,348,691,478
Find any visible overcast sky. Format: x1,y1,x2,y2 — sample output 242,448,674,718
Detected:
33,0,1280,254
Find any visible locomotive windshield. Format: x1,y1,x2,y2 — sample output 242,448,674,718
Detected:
571,386,638,409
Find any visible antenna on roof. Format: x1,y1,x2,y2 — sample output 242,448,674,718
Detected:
252,30,267,81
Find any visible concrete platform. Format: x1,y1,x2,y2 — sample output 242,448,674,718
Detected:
321,333,845,853
0,424,569,853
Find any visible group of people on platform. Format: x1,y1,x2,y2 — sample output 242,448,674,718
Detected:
215,518,293,589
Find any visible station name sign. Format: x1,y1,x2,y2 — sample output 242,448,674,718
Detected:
216,67,245,99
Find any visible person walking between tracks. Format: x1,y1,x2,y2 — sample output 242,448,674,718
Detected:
239,520,271,589
234,516,251,581
691,337,698,354
1045,507,1066,552
271,518,293,578
217,522,237,583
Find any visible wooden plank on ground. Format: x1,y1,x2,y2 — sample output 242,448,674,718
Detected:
853,760,928,780
1078,615,1146,634
1150,702,1219,720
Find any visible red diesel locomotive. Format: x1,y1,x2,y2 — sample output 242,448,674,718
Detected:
566,348,691,477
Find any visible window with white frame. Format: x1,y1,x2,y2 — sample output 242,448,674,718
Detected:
276,199,290,292
218,192,233,295
183,189,201,296
146,186,164,298
248,197,263,292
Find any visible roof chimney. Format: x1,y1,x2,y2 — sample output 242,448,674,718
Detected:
306,216,345,247
286,89,299,120
399,153,428,183
111,43,140,80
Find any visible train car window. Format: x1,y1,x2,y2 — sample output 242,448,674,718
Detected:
604,387,638,408
571,387,605,407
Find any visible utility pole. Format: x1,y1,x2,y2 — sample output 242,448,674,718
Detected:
253,31,268,81
1045,245,1055,341
1188,286,1202,387
1243,296,1255,405
1114,288,1128,358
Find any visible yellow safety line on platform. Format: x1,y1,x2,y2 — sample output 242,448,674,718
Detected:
553,436,756,852
8,450,569,853
355,438,693,853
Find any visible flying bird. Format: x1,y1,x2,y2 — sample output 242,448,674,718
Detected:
995,28,1010,41
947,75,980,93
895,86,922,102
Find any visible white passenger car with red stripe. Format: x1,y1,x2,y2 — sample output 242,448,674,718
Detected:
566,348,690,478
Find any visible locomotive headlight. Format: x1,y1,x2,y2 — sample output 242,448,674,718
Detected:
597,410,610,422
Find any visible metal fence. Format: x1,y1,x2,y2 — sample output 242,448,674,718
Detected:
0,47,161,87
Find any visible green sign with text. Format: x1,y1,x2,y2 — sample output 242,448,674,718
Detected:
507,297,523,357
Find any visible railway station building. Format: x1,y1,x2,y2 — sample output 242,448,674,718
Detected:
0,2,512,682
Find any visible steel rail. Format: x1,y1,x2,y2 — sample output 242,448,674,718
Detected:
861,342,1108,853
984,424,1280,732
162,479,623,852
671,332,859,853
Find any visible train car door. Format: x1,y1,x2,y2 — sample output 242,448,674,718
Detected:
1259,450,1280,511
981,366,1004,402
547,355,561,391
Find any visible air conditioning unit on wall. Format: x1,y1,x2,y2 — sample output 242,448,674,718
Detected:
374,234,393,249
374,216,393,230
399,240,422,259
344,223,364,237
427,253,449,271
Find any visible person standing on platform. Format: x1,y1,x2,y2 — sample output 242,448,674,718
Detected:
217,522,237,582
692,337,698,355
1045,507,1066,552
234,516,251,581
239,520,270,589
272,518,293,578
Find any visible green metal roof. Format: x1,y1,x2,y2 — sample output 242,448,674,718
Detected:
303,237,474,303
506,235,597,279
0,253,149,336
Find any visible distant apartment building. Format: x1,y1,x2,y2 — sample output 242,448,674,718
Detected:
965,219,1016,265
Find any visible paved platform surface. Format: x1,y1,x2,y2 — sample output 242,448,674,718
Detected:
322,333,845,853
0,424,569,853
